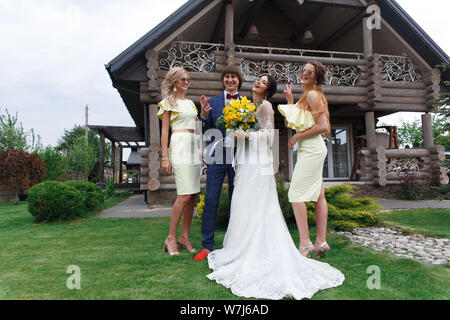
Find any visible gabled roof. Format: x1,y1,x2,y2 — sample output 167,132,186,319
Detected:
106,0,209,74
105,0,449,77
380,0,449,68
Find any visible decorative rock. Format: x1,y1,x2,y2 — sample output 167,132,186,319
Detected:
335,227,449,266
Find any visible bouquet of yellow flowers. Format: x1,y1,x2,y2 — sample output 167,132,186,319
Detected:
215,96,258,131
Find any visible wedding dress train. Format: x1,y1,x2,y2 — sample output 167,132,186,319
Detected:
206,101,345,300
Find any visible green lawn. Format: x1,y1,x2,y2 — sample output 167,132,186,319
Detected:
0,201,448,300
379,209,450,238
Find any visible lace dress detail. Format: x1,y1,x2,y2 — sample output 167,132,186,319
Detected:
207,101,345,300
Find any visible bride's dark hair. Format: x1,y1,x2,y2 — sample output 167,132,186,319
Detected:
264,74,277,99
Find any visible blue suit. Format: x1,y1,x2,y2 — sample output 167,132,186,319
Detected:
200,93,236,251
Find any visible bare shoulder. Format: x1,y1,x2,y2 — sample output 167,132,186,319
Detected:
306,90,320,102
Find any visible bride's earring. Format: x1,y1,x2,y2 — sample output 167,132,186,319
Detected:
172,84,177,92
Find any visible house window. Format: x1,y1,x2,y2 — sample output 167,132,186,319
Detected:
289,127,352,181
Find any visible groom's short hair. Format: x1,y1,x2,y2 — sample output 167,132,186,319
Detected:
221,64,243,91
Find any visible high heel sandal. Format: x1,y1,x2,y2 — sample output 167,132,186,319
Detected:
299,242,315,258
177,236,197,253
315,241,330,258
163,236,180,256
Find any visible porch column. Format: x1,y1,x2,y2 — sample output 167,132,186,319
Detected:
119,146,123,183
225,1,234,47
224,0,235,65
362,15,373,58
365,111,376,149
99,130,105,185
421,113,434,148
111,141,116,183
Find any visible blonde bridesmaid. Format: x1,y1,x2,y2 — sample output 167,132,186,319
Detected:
278,61,331,258
158,67,201,256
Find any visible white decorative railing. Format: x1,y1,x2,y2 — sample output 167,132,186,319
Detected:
234,44,365,60
240,60,360,85
379,54,422,83
158,42,422,86
158,41,224,72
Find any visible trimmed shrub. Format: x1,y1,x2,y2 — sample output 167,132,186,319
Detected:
64,181,104,209
28,181,84,222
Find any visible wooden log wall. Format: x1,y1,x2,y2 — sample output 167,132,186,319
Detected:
141,47,446,188
357,147,448,185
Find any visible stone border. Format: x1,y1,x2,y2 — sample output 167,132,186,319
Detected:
335,227,449,265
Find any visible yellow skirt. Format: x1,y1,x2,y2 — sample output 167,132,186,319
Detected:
288,134,327,202
169,132,201,195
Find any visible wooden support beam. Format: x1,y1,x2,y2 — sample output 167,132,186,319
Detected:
111,141,116,183
421,113,434,148
99,130,105,184
225,1,234,46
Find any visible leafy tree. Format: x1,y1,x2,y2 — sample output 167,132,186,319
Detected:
0,108,43,153
67,136,96,181
56,125,111,182
37,146,70,181
397,119,423,148
395,115,449,150
0,150,46,203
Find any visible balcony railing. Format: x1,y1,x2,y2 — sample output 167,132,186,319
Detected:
158,41,422,86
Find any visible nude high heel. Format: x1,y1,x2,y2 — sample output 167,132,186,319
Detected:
177,236,197,253
163,236,180,256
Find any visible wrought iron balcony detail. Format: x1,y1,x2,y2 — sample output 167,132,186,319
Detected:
158,41,224,72
379,54,422,83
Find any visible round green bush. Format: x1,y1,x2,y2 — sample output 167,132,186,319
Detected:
64,181,104,209
331,220,360,232
28,181,84,222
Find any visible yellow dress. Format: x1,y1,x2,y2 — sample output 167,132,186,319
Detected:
278,104,327,202
157,98,201,195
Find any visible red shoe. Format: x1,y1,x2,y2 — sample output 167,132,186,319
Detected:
194,249,210,261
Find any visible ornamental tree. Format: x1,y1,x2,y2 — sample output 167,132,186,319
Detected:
0,149,46,203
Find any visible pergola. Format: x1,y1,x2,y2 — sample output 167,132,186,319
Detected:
87,125,146,185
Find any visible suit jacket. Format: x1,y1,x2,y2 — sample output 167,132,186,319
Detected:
201,93,238,165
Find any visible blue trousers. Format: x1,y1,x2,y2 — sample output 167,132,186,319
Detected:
201,163,235,251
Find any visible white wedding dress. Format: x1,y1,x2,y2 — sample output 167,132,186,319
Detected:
207,101,345,300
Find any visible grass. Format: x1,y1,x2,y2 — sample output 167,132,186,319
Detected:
0,201,449,300
379,209,450,238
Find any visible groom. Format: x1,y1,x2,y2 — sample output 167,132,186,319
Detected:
194,64,243,261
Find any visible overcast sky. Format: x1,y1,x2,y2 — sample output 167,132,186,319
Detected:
1,0,449,156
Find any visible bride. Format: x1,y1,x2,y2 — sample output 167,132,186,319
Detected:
206,74,345,300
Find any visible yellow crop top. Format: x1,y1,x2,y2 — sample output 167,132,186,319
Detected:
278,104,315,132
157,98,198,130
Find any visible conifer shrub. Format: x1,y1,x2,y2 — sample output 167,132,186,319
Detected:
196,179,382,232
